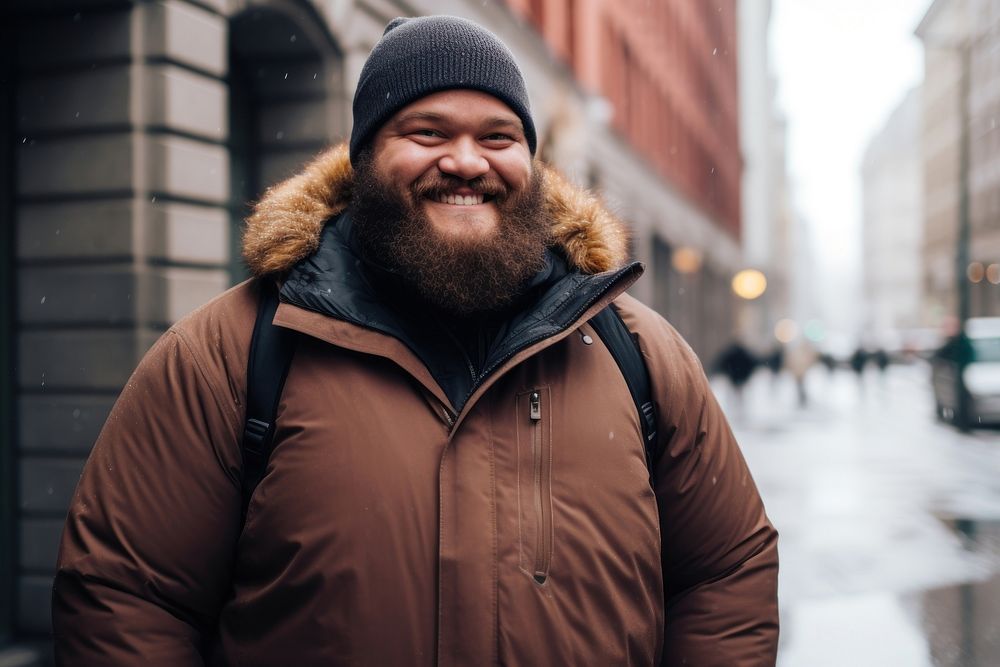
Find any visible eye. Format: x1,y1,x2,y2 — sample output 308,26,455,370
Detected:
483,133,515,143
413,128,441,138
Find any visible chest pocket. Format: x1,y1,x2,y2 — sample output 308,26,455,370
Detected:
515,386,553,585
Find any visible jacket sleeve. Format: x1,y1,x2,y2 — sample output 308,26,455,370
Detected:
52,327,244,666
629,307,779,666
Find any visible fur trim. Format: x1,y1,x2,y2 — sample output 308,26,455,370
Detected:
242,142,629,276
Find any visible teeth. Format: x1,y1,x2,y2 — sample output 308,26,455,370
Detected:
434,193,485,206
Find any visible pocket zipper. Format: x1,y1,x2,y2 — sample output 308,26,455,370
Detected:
529,390,550,584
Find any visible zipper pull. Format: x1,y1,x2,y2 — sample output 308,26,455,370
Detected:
529,391,541,421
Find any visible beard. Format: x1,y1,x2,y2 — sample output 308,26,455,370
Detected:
349,155,550,316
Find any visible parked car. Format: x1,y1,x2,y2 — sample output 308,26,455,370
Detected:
931,317,1000,426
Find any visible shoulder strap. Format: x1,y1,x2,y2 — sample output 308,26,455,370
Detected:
241,280,297,523
588,304,660,474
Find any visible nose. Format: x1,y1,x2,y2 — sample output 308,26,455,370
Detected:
437,137,490,181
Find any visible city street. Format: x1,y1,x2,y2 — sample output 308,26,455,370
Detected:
715,362,1000,667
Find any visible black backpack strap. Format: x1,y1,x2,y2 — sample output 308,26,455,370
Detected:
241,279,297,523
589,304,660,474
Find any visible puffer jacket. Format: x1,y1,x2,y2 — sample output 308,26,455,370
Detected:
53,144,779,666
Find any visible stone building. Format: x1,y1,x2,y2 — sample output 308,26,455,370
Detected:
967,0,1000,317
737,0,792,350
861,87,924,345
0,0,746,659
917,0,1000,327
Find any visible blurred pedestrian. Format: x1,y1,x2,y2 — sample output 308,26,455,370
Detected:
785,340,818,407
51,15,778,667
764,345,784,391
849,346,868,390
818,352,837,374
764,345,784,375
872,348,890,374
713,341,760,407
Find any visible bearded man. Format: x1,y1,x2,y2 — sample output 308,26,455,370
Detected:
53,15,779,666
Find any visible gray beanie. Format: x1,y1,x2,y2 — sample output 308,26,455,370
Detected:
349,15,537,163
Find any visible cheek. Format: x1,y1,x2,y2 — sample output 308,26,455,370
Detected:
377,145,438,184
493,155,533,191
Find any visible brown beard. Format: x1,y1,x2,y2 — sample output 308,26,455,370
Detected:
350,155,550,315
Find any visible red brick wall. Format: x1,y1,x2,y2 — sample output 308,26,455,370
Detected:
508,0,742,238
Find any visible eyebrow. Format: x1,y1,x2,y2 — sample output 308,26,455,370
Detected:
481,116,524,132
391,111,524,133
392,111,446,126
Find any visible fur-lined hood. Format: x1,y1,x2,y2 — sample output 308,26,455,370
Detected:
242,143,629,277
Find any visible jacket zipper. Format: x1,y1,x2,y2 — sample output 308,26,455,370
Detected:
458,267,637,410
529,390,551,584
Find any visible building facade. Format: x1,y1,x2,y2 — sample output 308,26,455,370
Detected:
968,0,1000,317
917,0,1000,328
504,0,744,355
736,0,792,350
861,86,924,346
1,0,745,659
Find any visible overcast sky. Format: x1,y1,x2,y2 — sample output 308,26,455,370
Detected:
770,0,933,342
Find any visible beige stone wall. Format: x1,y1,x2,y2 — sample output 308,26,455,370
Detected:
919,0,1000,325
919,0,966,327
6,0,354,642
969,0,1000,316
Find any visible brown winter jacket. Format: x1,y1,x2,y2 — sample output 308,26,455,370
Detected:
53,144,778,666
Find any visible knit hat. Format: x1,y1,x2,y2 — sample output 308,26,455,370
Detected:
349,15,537,163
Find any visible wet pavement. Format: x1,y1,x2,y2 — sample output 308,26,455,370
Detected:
714,363,1000,667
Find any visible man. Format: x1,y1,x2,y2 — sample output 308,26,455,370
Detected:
53,15,778,666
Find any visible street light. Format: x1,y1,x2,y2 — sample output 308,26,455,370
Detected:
671,247,703,275
954,37,973,431
732,269,767,300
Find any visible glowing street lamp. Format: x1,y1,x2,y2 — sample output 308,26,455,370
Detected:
671,247,703,275
732,269,767,300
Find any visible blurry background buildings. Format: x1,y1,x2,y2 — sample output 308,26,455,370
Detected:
737,0,793,351
869,0,1000,339
2,0,998,663
861,86,923,349
852,0,1000,348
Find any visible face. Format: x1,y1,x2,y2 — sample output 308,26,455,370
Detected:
350,90,549,316
369,89,534,241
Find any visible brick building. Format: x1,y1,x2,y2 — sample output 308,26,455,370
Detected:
506,0,743,348
512,0,742,235
0,0,745,660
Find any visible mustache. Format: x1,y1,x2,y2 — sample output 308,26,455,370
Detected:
410,172,510,200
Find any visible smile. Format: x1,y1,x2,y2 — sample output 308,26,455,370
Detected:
429,193,493,206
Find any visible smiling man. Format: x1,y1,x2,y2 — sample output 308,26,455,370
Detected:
53,15,779,667
351,88,548,317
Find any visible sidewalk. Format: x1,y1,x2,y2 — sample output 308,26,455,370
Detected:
713,364,1000,667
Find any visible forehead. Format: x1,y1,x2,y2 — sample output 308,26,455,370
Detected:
386,89,522,128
